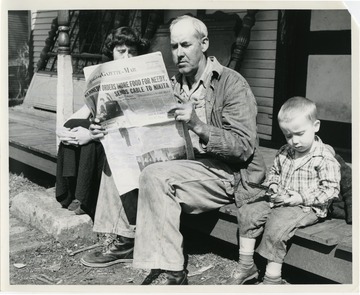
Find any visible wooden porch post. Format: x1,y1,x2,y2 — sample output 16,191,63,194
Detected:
56,10,73,149
227,10,257,72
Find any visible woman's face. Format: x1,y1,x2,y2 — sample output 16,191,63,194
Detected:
113,44,138,60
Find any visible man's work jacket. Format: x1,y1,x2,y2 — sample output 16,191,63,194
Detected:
171,57,267,207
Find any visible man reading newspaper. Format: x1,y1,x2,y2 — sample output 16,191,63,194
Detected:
82,15,266,285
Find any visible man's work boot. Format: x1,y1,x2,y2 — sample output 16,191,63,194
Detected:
225,264,259,284
141,269,188,285
80,235,134,267
141,269,163,285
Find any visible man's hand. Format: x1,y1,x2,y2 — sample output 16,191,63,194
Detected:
168,103,209,143
169,103,199,128
282,190,303,206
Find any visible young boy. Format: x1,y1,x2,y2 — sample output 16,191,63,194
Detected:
227,96,341,285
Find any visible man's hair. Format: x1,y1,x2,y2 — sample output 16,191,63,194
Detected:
278,96,318,123
169,15,208,40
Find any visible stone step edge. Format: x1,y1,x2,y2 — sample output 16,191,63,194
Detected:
10,189,97,242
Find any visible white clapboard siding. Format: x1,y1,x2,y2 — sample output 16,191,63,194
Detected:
257,106,273,115
237,10,278,140
246,78,274,88
242,59,275,70
257,113,273,126
256,96,274,108
251,30,277,41
252,87,274,98
31,10,58,71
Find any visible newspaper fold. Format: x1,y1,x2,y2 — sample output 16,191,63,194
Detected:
83,52,193,195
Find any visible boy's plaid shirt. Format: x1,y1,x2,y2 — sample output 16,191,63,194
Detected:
267,136,341,218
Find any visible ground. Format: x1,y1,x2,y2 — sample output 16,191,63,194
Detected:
8,172,243,286
8,172,333,286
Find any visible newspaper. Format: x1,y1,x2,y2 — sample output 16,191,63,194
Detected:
83,52,194,195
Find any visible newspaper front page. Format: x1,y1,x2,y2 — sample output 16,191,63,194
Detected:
83,52,193,195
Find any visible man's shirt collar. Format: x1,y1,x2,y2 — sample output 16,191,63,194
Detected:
171,56,223,89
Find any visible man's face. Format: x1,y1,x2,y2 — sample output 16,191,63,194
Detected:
279,114,320,156
170,20,208,77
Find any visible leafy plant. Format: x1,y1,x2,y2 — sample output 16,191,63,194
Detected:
14,42,30,99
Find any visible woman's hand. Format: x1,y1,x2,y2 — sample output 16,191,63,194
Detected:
57,126,77,145
71,126,92,145
89,118,107,141
57,126,92,146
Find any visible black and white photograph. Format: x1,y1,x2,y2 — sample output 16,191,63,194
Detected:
2,1,359,293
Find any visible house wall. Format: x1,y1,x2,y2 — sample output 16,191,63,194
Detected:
8,10,31,98
29,9,278,141
31,10,58,72
306,10,351,124
8,11,30,63
238,10,278,141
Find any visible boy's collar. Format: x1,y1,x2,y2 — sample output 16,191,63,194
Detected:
287,135,325,158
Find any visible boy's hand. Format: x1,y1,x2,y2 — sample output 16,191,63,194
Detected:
270,193,288,206
268,183,279,194
282,190,303,206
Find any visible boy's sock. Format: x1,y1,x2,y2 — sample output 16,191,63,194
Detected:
239,237,256,268
264,261,282,280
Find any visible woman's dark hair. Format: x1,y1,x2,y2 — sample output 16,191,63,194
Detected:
102,26,150,61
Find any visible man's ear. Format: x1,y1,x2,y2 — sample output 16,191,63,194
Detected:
201,37,209,53
314,119,320,132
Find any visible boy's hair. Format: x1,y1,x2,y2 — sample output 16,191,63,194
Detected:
278,96,318,123
170,15,208,40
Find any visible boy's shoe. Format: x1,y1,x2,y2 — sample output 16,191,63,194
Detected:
80,235,134,267
259,276,288,285
141,269,188,285
225,264,259,285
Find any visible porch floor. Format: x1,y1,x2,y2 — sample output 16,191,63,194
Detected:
9,105,57,175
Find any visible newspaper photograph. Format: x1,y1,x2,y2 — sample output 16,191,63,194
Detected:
83,52,193,195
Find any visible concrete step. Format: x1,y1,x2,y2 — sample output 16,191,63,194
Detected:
10,187,97,242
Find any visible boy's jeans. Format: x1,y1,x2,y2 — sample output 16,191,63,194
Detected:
132,158,235,271
238,198,319,263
